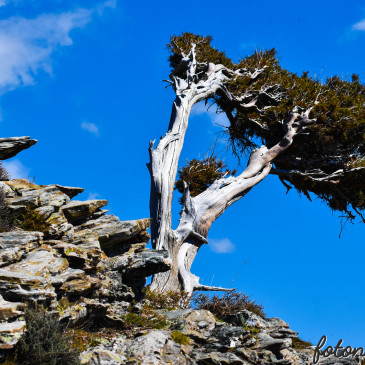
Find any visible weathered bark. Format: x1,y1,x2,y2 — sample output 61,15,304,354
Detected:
148,45,315,295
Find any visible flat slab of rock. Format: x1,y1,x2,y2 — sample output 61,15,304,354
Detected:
0,231,43,267
0,247,68,302
74,216,151,250
62,200,108,224
0,268,55,302
0,137,37,160
111,249,171,278
195,352,245,365
5,179,41,193
80,346,126,364
60,276,101,297
8,185,70,210
0,296,25,321
51,184,84,199
0,320,26,349
130,330,189,365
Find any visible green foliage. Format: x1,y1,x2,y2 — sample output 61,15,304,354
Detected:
169,32,365,222
175,154,236,204
122,312,170,330
144,287,191,310
0,188,14,233
15,207,51,233
291,337,312,350
121,288,191,331
122,308,170,331
171,330,190,345
193,290,265,320
66,327,120,352
242,323,260,335
168,33,233,78
15,307,80,365
0,163,9,181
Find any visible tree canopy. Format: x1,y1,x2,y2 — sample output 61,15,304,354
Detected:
170,33,365,223
149,32,364,293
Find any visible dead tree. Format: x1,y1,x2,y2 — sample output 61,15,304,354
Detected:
147,33,365,294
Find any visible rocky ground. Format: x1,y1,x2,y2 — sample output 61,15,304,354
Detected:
0,137,362,365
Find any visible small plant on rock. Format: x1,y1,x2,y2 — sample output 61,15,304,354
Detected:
15,307,80,365
144,287,190,310
0,163,9,181
171,330,190,345
0,188,14,233
122,308,170,331
193,289,265,320
291,337,312,350
15,206,51,233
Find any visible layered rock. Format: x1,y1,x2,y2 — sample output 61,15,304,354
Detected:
0,178,171,351
0,138,360,365
0,137,37,160
79,308,362,365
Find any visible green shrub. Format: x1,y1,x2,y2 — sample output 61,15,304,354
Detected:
175,154,237,205
171,330,190,345
292,337,312,350
193,289,265,320
15,307,80,365
242,323,260,335
144,287,190,310
15,207,51,233
0,163,9,181
0,188,14,233
122,311,170,331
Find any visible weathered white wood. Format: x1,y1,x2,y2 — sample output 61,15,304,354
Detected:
148,44,314,295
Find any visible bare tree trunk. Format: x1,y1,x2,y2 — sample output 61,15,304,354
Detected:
148,45,315,295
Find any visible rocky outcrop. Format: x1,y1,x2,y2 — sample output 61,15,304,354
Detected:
0,178,171,351
0,138,361,365
78,308,362,365
0,178,361,364
0,137,37,160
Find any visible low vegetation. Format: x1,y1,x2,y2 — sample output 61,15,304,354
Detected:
193,289,265,320
144,287,190,310
122,311,170,330
0,164,9,181
16,206,51,233
171,330,190,345
14,307,80,365
291,337,313,350
0,188,14,233
242,323,260,335
0,186,50,234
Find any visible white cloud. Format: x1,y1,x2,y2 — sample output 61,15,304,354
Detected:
0,1,116,94
87,192,100,200
191,102,230,127
209,238,236,254
352,19,365,31
0,0,12,6
81,121,99,136
2,159,30,179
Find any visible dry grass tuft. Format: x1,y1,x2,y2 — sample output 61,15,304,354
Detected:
193,289,265,320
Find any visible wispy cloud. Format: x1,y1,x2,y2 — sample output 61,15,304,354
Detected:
209,238,236,254
0,1,116,94
87,192,100,200
81,121,99,136
2,159,30,179
352,19,365,31
191,102,230,127
0,0,14,6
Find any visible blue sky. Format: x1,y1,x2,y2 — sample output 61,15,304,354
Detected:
0,0,364,347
